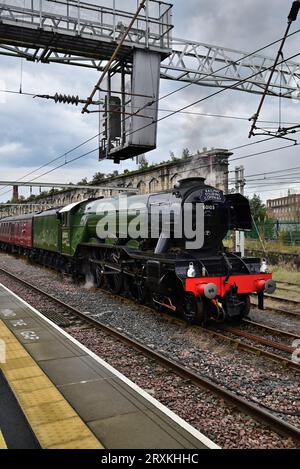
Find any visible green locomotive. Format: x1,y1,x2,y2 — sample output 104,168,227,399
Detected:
0,178,276,324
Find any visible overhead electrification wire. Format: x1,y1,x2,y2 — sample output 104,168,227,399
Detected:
0,130,107,197
245,164,300,178
2,128,298,201
229,136,282,152
230,141,299,162
248,1,300,138
0,89,36,97
245,183,300,191
0,147,100,201
1,125,298,202
0,86,297,196
1,32,300,198
229,175,300,184
157,140,300,181
2,88,298,126
238,171,300,182
229,179,300,186
1,137,298,201
158,109,298,126
122,51,300,147
47,50,296,194
245,186,300,194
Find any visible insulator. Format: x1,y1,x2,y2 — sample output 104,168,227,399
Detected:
53,93,80,105
288,1,300,21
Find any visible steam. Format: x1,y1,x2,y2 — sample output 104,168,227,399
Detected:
84,273,95,290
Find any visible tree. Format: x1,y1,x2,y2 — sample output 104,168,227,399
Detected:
92,172,105,184
27,194,37,202
138,155,148,170
181,148,190,159
48,188,60,195
169,151,177,161
248,194,267,224
78,177,88,185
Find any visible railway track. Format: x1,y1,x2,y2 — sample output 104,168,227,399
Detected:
212,324,297,356
243,318,300,340
249,279,300,316
0,266,300,443
266,294,300,308
251,294,300,318
275,281,300,296
200,324,300,371
1,265,299,370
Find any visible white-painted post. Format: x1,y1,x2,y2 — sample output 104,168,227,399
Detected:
39,0,42,28
145,0,149,48
239,166,245,257
234,166,245,257
77,0,80,35
113,0,116,41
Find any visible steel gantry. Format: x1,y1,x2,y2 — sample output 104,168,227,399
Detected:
1,0,300,165
162,38,300,98
0,0,300,98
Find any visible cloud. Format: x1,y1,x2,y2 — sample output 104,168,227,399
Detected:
0,141,27,156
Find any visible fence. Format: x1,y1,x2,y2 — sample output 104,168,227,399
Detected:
246,220,300,246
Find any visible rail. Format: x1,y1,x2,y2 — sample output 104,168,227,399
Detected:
1,265,300,441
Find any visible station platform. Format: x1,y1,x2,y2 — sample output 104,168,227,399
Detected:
0,283,218,449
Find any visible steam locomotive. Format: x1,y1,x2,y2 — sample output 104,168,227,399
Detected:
0,178,276,324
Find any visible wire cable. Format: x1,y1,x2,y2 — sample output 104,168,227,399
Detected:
4,87,299,127
245,165,300,178
2,131,298,202
2,37,300,198
1,29,300,190
122,52,300,148
0,131,106,196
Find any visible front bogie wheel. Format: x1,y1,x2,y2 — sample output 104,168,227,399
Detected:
183,294,207,326
240,294,250,318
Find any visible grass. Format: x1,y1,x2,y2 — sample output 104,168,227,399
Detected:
224,238,300,255
271,266,300,285
245,239,300,255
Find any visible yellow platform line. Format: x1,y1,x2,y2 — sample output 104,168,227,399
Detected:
0,320,103,449
0,430,7,449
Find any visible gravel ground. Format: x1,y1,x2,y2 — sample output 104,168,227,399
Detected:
250,307,300,336
0,253,300,445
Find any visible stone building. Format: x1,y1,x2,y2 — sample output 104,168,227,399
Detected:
267,192,300,221
1,148,231,217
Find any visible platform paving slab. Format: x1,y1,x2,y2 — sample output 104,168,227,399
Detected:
0,284,217,449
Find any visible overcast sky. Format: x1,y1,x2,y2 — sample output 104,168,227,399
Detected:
0,0,300,203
